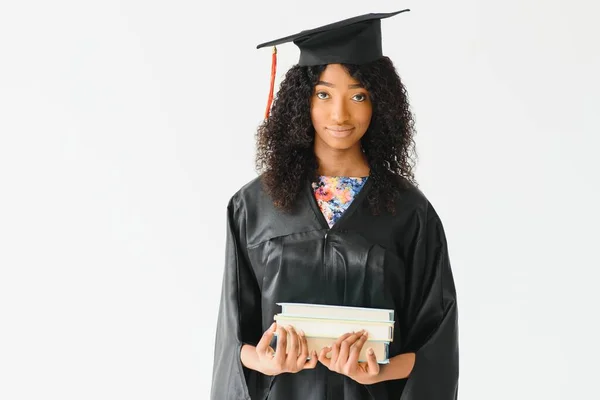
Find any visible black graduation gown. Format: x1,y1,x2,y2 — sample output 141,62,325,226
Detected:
211,174,459,400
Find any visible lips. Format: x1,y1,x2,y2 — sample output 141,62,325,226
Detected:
326,127,355,138
328,126,354,132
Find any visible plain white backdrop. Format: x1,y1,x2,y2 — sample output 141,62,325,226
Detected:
0,0,598,399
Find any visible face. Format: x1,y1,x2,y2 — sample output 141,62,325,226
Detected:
310,64,373,152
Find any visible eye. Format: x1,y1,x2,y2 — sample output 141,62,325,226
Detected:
352,93,368,102
316,91,330,100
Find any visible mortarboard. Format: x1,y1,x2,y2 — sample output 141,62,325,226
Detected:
256,10,410,118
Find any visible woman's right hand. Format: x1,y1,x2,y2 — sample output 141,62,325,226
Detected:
243,322,318,376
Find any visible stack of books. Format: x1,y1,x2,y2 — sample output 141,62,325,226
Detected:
273,302,394,364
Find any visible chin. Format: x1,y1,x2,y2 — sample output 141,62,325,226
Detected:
327,140,358,150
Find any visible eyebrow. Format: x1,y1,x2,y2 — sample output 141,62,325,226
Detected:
316,80,364,89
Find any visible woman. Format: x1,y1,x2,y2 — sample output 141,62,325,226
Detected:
211,10,459,400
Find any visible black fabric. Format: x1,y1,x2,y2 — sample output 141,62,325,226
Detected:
210,174,459,399
256,10,410,66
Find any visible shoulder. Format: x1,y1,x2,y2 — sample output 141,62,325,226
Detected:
391,175,444,224
393,175,428,211
230,174,264,202
226,173,275,217
226,173,318,247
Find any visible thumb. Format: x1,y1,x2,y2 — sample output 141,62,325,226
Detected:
256,322,277,354
366,348,380,375
318,346,332,369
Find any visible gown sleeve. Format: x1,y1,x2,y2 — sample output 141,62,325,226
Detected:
399,203,459,400
210,197,267,400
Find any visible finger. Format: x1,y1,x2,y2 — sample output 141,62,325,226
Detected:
286,326,299,359
338,331,361,368
334,332,354,346
256,322,277,355
348,331,368,366
296,330,309,368
318,346,332,369
274,325,287,364
366,347,380,375
303,350,319,369
292,327,302,356
330,341,340,366
330,332,352,365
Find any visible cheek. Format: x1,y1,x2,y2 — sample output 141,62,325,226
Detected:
310,105,327,127
356,106,373,128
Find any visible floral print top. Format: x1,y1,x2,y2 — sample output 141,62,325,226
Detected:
312,176,369,228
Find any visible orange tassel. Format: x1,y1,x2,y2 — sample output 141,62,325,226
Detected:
264,46,277,120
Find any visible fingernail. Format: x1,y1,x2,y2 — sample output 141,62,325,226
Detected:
368,348,374,355
299,329,305,337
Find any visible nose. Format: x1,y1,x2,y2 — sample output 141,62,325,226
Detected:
331,98,350,124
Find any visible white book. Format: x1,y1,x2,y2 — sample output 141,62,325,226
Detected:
274,314,394,342
277,302,394,322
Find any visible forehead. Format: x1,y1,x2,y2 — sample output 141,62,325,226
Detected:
318,64,360,84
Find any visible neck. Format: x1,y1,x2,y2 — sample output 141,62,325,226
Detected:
314,142,370,177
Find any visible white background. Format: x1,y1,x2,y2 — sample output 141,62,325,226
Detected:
1,0,598,399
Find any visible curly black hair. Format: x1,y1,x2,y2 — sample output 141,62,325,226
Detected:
255,56,417,215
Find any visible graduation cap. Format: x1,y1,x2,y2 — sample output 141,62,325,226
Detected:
256,9,410,119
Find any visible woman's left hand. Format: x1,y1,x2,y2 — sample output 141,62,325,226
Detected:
317,330,381,385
